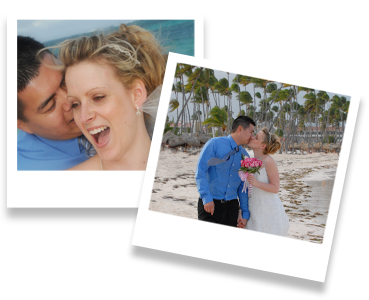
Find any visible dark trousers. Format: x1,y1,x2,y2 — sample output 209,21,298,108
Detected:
198,198,239,227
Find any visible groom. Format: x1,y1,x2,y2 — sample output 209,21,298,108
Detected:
196,116,255,228
17,35,95,170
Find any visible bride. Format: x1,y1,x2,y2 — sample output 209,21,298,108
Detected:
39,24,166,170
239,127,289,236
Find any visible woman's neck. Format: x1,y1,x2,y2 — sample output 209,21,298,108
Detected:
100,118,151,171
252,148,265,160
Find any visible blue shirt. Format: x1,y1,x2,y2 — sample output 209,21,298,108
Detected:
17,130,90,170
195,135,250,220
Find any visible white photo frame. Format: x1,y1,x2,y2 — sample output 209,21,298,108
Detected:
6,15,198,208
132,52,359,282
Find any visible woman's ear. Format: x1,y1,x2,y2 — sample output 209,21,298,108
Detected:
132,80,147,108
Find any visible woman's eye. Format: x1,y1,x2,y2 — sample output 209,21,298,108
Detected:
71,103,80,109
93,96,105,101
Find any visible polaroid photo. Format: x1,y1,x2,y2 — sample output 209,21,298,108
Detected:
132,52,359,282
7,16,198,208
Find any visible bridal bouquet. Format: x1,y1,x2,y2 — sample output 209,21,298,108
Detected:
238,156,263,198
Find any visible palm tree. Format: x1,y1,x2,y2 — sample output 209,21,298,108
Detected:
237,75,253,115
316,91,330,145
230,81,241,113
238,109,246,116
203,106,228,136
169,99,180,124
236,91,253,115
303,92,319,147
269,89,293,131
172,65,204,135
331,96,349,144
199,68,217,130
173,63,192,134
214,77,232,133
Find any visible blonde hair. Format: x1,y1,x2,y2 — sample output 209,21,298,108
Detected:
39,24,167,138
261,127,281,155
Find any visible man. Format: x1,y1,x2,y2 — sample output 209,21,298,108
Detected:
17,36,94,170
195,116,256,228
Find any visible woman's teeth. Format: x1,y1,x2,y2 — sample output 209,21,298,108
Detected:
89,126,108,135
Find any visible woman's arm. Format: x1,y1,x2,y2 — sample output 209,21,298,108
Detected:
247,156,280,193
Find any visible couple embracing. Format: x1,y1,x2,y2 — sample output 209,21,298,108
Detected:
17,24,166,171
196,116,289,236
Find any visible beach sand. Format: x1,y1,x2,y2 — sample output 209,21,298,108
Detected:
149,147,339,244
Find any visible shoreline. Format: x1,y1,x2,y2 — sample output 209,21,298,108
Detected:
149,149,339,244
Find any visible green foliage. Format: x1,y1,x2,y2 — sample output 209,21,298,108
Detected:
276,129,284,137
236,91,253,105
238,109,246,116
239,166,261,175
203,106,228,132
266,83,277,93
169,99,179,112
323,135,335,143
164,117,180,135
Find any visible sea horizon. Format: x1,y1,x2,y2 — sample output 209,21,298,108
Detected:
44,20,194,56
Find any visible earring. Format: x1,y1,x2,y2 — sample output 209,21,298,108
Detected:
136,105,141,116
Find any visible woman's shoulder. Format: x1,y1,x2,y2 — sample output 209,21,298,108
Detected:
68,155,101,171
264,155,277,168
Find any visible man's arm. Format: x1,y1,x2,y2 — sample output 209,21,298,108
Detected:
195,140,216,213
238,180,250,227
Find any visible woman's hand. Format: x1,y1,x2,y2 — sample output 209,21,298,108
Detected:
247,174,258,187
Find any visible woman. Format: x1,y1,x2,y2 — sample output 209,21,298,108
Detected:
42,24,166,170
240,127,289,236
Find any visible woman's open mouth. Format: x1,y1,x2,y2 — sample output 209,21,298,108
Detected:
89,126,111,148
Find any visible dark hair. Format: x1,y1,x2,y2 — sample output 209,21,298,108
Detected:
17,36,50,121
231,116,256,133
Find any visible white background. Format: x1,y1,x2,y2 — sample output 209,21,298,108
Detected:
5,0,362,292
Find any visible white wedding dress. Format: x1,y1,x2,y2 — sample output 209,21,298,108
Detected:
245,167,289,236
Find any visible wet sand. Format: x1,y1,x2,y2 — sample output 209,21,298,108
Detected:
149,147,339,244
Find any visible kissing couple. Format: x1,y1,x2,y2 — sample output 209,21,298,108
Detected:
196,116,289,236
17,24,166,171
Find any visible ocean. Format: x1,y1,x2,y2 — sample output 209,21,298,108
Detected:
44,20,195,56
304,169,336,223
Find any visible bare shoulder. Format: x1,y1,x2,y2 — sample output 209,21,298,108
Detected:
67,155,101,171
264,155,277,169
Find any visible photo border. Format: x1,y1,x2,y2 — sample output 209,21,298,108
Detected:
132,52,359,282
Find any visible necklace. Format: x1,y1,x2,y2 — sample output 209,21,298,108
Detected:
255,154,266,161
100,158,103,170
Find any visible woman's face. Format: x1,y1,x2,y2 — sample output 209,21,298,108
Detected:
65,61,138,161
248,131,266,150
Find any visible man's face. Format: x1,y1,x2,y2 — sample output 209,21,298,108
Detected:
240,124,255,144
17,54,82,140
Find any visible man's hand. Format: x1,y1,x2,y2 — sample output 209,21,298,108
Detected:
204,201,215,215
237,211,247,228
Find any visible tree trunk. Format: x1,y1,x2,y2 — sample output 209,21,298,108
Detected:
173,68,204,134
268,89,293,132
